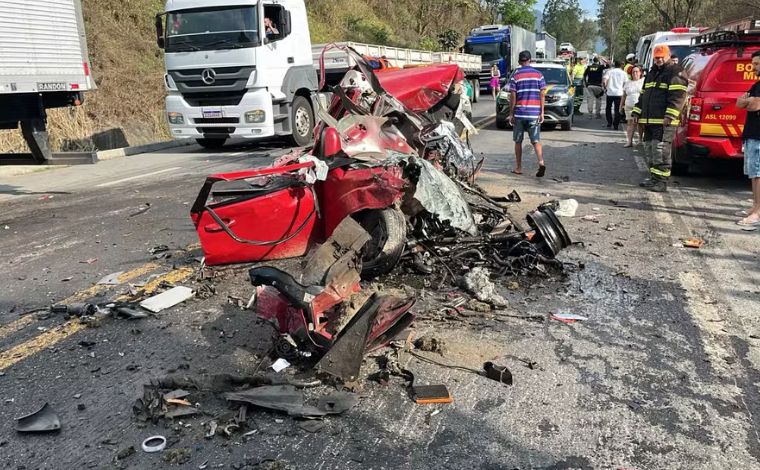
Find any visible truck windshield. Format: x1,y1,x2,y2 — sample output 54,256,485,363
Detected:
464,43,501,62
166,6,259,52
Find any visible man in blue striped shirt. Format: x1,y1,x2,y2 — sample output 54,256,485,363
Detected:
508,50,547,177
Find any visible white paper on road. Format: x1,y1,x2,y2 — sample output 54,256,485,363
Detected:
271,358,291,372
555,199,579,217
140,286,194,313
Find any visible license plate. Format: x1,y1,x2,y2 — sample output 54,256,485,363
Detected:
202,110,223,119
37,82,67,91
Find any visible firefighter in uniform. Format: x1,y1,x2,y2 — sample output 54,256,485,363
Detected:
631,44,688,192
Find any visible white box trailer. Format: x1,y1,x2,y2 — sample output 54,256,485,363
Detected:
0,0,96,164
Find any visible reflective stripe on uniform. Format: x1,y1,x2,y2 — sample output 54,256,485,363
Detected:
669,84,687,91
665,107,681,117
650,167,672,177
658,83,669,89
632,107,641,114
639,118,681,125
644,82,656,88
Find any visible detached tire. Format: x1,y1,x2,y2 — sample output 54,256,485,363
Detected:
289,95,314,147
353,208,407,280
196,138,227,149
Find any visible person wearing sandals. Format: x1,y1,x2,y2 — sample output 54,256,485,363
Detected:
622,66,644,147
508,50,547,177
736,50,760,227
490,64,501,99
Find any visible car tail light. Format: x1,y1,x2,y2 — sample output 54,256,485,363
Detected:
689,97,703,121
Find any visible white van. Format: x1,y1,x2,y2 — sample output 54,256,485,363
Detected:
636,27,703,70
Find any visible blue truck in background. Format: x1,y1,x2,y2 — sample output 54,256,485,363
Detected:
464,25,536,92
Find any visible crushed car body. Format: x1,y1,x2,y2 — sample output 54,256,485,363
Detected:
189,45,571,381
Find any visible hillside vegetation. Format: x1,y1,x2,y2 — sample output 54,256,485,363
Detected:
0,0,487,153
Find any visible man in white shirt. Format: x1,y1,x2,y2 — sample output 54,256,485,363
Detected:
603,60,627,130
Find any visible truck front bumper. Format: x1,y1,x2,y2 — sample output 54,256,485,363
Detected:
165,88,276,139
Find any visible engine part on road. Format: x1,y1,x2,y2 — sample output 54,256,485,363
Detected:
15,403,61,433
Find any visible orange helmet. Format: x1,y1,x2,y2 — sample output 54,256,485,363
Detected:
652,44,671,59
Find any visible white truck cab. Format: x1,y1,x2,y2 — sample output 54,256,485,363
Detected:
157,0,318,148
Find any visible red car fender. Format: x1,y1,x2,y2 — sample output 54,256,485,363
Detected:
317,165,407,237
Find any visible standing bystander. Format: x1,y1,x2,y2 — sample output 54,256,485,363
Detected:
490,64,501,99
621,66,644,147
508,50,547,177
735,50,760,226
603,60,627,130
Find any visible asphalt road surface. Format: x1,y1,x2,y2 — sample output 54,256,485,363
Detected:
2,100,760,469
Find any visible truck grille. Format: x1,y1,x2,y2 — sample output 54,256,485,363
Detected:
197,127,235,136
183,91,247,107
194,117,240,124
169,66,255,95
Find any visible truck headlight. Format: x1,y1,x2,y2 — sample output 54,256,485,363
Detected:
167,112,184,125
245,110,266,123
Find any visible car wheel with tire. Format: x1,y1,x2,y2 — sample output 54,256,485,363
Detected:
289,95,314,147
560,117,573,131
196,138,227,149
353,208,407,280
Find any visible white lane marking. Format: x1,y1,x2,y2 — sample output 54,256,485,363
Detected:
95,167,182,188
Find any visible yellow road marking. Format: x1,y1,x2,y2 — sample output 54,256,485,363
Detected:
0,316,35,340
473,114,496,129
0,263,160,342
0,265,196,372
59,263,160,304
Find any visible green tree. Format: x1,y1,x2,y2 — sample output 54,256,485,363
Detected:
501,0,539,30
438,29,462,50
543,0,595,49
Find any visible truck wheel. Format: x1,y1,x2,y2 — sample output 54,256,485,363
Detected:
472,79,480,103
196,138,227,149
353,208,407,280
289,96,314,147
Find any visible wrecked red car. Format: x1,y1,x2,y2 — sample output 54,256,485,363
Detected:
190,46,570,382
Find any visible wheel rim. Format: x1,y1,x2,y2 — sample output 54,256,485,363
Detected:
294,107,310,137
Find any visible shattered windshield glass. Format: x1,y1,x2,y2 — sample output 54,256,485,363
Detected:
464,43,501,62
166,6,259,52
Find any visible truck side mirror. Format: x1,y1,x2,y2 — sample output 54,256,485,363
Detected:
155,14,165,49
